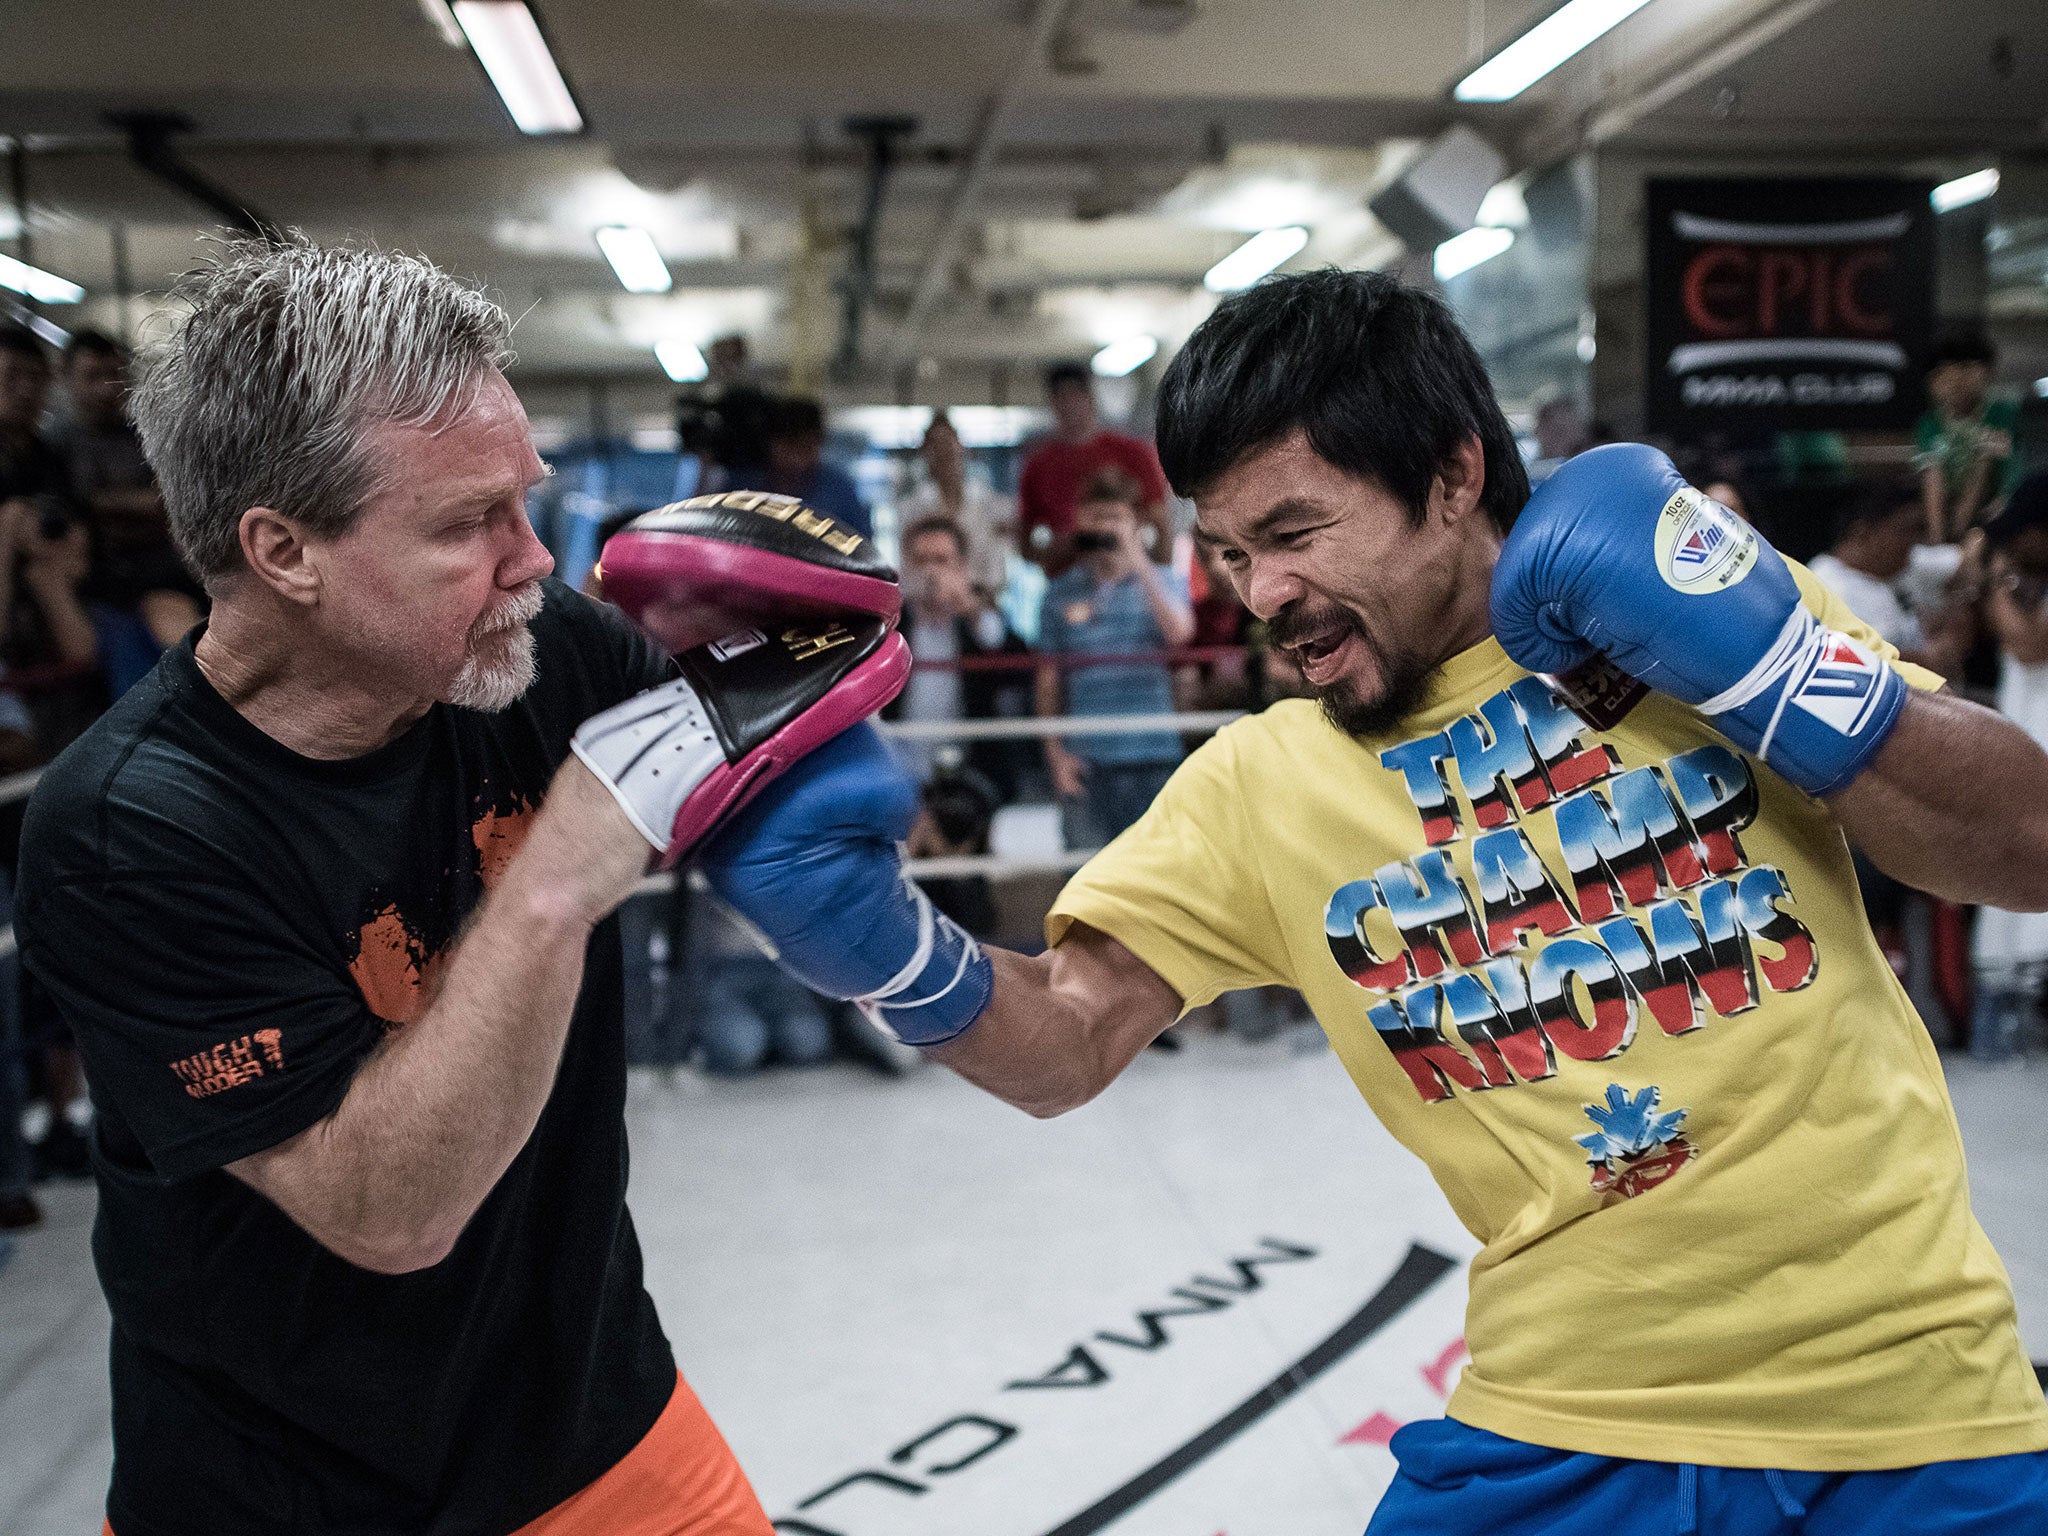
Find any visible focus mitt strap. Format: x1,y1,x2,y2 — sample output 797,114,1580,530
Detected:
572,617,910,868
598,492,900,655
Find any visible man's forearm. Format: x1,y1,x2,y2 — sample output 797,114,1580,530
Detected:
1036,664,1064,748
232,761,648,1272
927,926,1180,1118
235,864,594,1271
1831,689,2048,911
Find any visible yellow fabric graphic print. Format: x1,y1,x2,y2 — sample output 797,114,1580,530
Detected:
1049,566,2048,1471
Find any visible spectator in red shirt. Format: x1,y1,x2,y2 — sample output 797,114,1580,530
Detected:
1018,361,1170,574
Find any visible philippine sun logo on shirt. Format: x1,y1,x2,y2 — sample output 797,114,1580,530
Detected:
1321,675,1817,1199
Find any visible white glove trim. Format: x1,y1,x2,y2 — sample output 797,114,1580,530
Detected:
1693,607,1813,720
570,677,727,852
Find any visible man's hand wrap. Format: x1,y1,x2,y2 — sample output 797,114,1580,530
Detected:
1491,443,1906,796
572,619,909,868
700,723,994,1047
598,491,900,655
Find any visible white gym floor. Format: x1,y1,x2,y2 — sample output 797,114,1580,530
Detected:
4,1034,2045,1536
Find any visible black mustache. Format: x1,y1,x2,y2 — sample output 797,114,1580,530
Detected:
1267,604,1367,651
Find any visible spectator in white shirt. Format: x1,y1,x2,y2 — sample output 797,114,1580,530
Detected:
1805,478,1966,673
895,410,1013,595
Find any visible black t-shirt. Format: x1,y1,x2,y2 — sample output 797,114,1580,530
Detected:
17,580,680,1536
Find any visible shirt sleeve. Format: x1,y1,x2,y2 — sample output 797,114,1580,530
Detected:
1787,555,1943,693
21,873,382,1181
1046,725,1293,1010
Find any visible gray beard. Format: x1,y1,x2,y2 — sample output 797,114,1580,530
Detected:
446,624,536,712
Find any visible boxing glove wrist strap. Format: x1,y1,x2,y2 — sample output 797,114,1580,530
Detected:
1690,607,1905,796
855,877,993,1047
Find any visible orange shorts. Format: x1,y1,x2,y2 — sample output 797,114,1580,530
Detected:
516,1373,772,1536
103,1373,771,1536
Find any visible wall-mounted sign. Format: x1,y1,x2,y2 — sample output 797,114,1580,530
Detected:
1645,177,1935,434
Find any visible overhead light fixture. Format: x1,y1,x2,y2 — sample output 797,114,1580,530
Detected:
1434,226,1515,282
1931,168,1999,214
0,252,84,304
2034,377,2048,400
1204,227,1311,293
1454,0,1656,102
415,0,468,47
595,226,672,294
1091,335,1158,378
450,1,584,135
655,338,708,383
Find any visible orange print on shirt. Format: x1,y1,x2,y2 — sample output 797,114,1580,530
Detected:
349,904,447,1029
473,801,535,890
346,796,535,1027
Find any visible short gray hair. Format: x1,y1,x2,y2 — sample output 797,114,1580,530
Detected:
132,237,514,582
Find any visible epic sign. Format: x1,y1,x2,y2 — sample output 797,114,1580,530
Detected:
1645,177,1935,433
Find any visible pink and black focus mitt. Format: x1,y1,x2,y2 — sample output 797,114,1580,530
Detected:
574,491,910,867
596,490,901,655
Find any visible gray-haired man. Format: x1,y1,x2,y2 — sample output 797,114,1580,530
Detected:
16,241,780,1536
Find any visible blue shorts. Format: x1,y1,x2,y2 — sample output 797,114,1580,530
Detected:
1366,1418,2048,1535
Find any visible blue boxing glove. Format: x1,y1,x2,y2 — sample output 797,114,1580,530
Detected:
697,721,993,1046
1491,443,1906,796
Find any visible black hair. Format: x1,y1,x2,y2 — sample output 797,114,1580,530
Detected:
1155,268,1529,533
766,395,826,440
1928,325,1995,370
62,327,126,365
900,513,967,555
0,323,48,367
1043,360,1091,393
1833,475,1921,543
1987,471,2048,548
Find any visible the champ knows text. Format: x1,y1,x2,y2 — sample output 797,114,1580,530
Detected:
1323,675,1817,1104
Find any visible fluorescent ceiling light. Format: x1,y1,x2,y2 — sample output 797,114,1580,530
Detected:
1204,227,1310,293
0,252,84,304
1931,168,1998,213
1091,335,1158,378
1455,0,1655,102
595,226,672,294
451,1,583,134
2035,377,2048,400
1434,226,1514,282
655,339,708,383
416,0,467,47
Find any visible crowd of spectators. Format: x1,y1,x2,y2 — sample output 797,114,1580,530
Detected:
1683,326,2046,1064
0,322,204,1249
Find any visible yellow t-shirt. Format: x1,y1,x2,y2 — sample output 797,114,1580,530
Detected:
1049,566,2048,1470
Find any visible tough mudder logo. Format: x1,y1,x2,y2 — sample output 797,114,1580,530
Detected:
1323,675,1817,1113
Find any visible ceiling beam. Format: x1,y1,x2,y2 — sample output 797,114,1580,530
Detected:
1516,0,1846,164
888,0,1079,367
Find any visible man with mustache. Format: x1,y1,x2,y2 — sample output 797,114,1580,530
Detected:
699,269,2048,1532
15,241,798,1535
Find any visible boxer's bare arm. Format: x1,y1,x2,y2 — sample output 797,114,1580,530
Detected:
927,922,1181,1117
1831,688,2048,912
229,758,650,1274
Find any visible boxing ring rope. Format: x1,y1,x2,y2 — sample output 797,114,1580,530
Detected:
881,710,1244,739
0,706,1253,955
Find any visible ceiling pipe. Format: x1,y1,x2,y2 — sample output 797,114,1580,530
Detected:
105,111,280,239
890,0,1079,366
833,115,918,381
